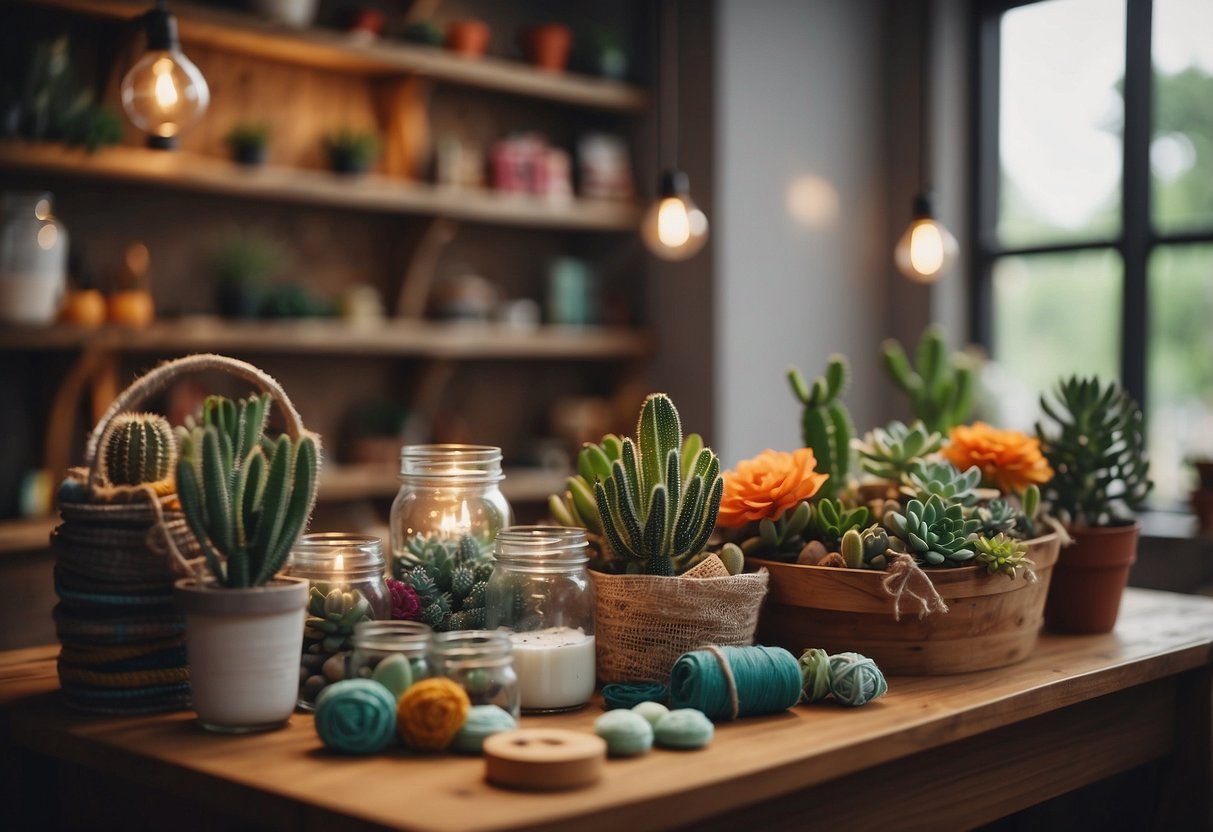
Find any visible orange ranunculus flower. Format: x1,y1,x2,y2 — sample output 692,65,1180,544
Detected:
717,448,829,528
943,422,1054,494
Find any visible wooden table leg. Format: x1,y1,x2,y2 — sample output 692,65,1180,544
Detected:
1155,665,1213,830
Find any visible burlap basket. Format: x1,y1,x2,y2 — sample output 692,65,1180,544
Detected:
591,569,769,685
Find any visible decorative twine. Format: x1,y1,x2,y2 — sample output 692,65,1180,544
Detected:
881,552,949,621
601,682,669,710
669,645,802,721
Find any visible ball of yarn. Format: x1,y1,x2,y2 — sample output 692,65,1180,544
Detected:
396,677,471,751
827,652,888,707
595,709,654,757
601,682,668,710
450,704,516,755
314,679,398,755
371,654,414,700
653,708,714,750
797,648,831,704
669,645,801,720
632,701,669,727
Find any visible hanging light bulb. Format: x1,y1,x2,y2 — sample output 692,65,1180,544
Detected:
894,192,959,283
120,1,209,149
642,171,709,261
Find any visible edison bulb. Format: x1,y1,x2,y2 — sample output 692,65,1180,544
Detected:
120,4,209,149
894,193,958,283
642,171,709,261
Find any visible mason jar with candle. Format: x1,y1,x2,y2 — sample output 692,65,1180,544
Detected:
348,620,432,689
430,630,519,719
485,526,595,713
389,444,513,579
287,533,389,710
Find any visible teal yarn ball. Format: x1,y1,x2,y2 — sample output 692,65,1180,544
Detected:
602,682,668,710
798,648,831,704
669,645,801,720
595,709,654,757
827,652,888,707
450,705,516,755
314,679,398,754
632,700,669,727
653,708,714,750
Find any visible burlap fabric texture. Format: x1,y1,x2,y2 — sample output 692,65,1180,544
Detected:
591,568,769,685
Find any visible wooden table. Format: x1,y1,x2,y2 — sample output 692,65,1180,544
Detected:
2,588,1211,831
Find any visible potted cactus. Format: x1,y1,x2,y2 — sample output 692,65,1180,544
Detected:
224,121,271,166
1036,376,1152,634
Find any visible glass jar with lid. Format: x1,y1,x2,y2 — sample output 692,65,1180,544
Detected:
348,620,433,688
286,533,389,710
485,526,595,713
0,191,67,324
389,444,513,578
429,630,519,719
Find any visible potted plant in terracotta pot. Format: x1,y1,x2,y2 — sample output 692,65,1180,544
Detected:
1036,375,1152,634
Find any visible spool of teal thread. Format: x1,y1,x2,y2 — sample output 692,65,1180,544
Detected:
827,652,888,707
314,679,397,754
669,645,801,720
601,682,668,710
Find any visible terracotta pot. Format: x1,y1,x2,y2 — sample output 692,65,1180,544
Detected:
522,24,572,72
446,20,490,57
1044,522,1140,634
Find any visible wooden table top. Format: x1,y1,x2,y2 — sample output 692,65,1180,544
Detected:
2,588,1212,832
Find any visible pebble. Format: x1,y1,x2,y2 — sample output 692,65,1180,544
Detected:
301,674,327,702
653,708,714,750
450,705,517,755
595,709,654,757
371,654,413,699
632,701,669,727
322,653,346,683
300,653,326,670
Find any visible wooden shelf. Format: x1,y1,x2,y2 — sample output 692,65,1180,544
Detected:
320,464,565,503
27,0,649,113
0,318,651,360
0,142,642,231
0,518,56,556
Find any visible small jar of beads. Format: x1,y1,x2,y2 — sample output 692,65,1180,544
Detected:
287,533,389,710
348,620,433,698
485,526,595,713
429,630,519,719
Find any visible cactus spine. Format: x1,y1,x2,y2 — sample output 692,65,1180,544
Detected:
94,412,177,499
881,325,974,434
788,355,855,500
176,393,320,588
594,393,723,576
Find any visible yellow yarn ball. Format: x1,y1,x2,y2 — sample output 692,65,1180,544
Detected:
396,677,471,751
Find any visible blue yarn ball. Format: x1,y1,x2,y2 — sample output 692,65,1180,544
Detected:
314,679,398,754
826,652,887,707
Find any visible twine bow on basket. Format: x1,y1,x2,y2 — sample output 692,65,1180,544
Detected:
881,552,949,621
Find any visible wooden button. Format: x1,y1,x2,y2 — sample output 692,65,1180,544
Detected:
483,729,607,790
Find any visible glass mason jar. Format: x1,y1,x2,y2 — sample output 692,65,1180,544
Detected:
286,533,390,710
430,630,519,719
0,191,67,324
348,620,433,687
486,527,595,713
389,444,513,578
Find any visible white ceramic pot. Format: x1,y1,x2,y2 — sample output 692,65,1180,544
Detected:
251,0,318,29
174,576,308,733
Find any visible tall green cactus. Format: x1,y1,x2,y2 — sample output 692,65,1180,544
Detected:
176,393,320,588
594,393,723,576
788,355,855,500
95,412,177,498
881,324,974,434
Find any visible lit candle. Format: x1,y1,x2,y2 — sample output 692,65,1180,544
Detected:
509,626,595,712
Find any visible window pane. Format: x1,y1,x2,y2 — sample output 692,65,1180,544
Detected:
1151,0,1213,234
988,250,1122,429
998,0,1124,247
1148,244,1213,504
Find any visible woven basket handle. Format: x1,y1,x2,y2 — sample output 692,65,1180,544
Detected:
84,353,308,483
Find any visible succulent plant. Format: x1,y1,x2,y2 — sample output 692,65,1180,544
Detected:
304,585,372,653
881,325,975,434
883,495,979,567
852,420,943,482
901,459,982,507
859,523,897,569
1036,376,1152,527
805,498,869,551
972,498,1018,537
594,393,722,576
737,501,811,562
176,393,320,588
399,533,492,631
94,412,177,500
974,533,1036,580
788,355,855,500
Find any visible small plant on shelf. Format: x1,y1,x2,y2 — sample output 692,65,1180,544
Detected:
225,121,272,166
324,129,380,175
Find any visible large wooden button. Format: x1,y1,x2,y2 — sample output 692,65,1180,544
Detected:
483,729,607,790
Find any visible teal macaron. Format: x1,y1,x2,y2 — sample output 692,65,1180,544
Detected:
595,708,655,757
653,708,714,750
450,704,517,755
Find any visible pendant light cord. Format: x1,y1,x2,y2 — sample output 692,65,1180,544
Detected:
658,0,679,173
918,0,931,196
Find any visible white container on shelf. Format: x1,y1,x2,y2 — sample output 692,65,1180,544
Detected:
0,191,67,323
251,0,318,29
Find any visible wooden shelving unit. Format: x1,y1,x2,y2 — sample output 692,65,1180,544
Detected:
0,142,642,231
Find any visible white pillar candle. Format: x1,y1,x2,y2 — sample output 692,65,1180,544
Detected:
509,626,595,712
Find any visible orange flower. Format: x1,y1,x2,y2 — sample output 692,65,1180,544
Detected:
943,422,1053,494
718,448,829,528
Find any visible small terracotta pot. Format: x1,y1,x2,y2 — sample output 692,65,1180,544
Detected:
522,24,572,72
446,19,490,57
1044,521,1140,634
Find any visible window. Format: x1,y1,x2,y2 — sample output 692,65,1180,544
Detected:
972,0,1213,505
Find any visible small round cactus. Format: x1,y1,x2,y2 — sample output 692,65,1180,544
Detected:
94,412,177,499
